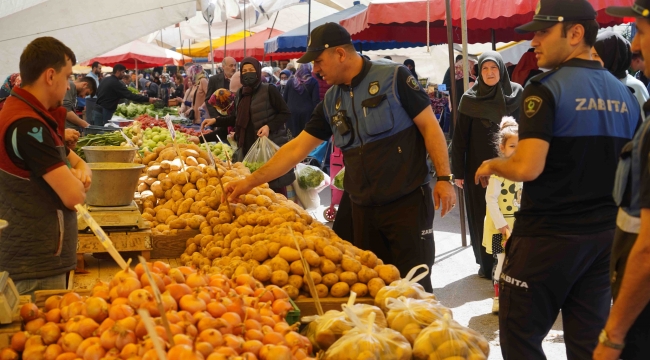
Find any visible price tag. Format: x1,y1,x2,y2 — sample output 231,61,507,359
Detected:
164,115,176,140
200,133,216,167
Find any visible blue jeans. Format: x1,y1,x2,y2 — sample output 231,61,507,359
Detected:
14,273,66,300
92,106,114,126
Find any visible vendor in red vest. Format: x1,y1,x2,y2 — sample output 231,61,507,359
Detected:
0,37,91,296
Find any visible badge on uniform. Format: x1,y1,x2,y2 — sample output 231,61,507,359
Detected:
335,97,341,110
524,96,543,118
407,75,420,90
368,81,380,95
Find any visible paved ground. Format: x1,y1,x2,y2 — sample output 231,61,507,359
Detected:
311,187,569,360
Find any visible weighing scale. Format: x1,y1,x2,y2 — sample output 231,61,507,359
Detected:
77,201,149,232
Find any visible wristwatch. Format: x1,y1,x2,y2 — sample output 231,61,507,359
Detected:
436,174,455,185
599,330,625,350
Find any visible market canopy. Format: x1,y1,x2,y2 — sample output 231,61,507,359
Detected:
212,28,303,61
83,40,192,69
265,2,422,54
0,0,195,77
177,30,253,57
339,0,633,44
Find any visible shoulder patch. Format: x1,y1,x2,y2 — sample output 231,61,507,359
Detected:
524,96,543,118
407,75,420,90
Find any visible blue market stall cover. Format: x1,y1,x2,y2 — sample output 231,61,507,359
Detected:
264,3,424,54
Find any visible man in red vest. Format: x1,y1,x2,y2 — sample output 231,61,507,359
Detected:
0,37,91,296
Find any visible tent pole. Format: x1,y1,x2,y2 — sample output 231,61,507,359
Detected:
263,12,280,63
160,30,163,47
135,59,139,90
208,19,215,75
243,0,247,58
426,0,430,52
445,0,467,247
307,0,312,46
491,29,496,51
179,27,184,66
225,20,228,55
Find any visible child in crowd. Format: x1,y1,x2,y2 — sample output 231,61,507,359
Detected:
482,117,522,314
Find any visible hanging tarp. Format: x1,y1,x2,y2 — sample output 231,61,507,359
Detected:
0,0,195,77
212,28,303,61
83,40,192,69
265,3,422,54
339,0,633,44
177,30,253,57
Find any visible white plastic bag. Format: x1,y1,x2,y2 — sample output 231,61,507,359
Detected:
375,264,437,312
386,296,453,345
296,163,331,192
412,313,490,360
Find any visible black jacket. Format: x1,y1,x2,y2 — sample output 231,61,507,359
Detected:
206,74,230,119
96,75,149,112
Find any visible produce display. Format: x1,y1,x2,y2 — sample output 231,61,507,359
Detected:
385,297,453,345
127,86,139,95
1,262,315,360
74,132,134,161
114,103,179,119
199,142,235,163
134,143,393,300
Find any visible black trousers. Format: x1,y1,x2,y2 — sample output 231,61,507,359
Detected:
499,230,614,360
351,185,435,292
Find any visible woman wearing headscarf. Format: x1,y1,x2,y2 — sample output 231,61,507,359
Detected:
282,63,319,138
276,69,292,96
201,57,294,194
0,73,21,111
403,59,419,81
451,51,523,279
593,30,649,110
180,65,208,124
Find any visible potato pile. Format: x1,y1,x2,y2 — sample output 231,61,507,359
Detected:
183,222,401,300
135,144,396,299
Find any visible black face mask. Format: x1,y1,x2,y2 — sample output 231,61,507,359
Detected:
241,72,258,87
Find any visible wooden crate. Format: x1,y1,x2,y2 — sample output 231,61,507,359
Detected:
294,297,375,318
0,295,31,349
77,230,152,272
151,230,200,259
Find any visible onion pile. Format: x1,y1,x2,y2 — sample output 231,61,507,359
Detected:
1,262,314,360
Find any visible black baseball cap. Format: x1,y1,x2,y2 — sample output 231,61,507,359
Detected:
297,22,353,63
515,0,597,33
607,0,650,18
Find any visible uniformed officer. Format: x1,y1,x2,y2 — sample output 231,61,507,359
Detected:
593,3,650,360
224,22,456,292
474,0,642,358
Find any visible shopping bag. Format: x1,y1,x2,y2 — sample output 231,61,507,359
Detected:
296,163,330,192
242,136,279,172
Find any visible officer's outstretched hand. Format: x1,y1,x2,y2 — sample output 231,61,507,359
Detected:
223,177,255,204
434,181,456,218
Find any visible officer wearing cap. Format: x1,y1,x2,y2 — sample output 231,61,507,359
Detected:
593,3,650,360
474,0,642,358
224,22,456,292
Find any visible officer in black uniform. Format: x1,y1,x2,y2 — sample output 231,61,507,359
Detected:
474,0,642,359
224,23,456,292
593,3,650,360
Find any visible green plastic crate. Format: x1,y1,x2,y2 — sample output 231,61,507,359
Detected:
286,298,301,325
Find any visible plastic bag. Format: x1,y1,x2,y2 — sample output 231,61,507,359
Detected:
386,296,453,345
375,264,437,312
333,167,345,190
323,306,412,360
412,313,490,360
301,293,386,351
242,136,279,173
293,175,320,210
296,163,331,191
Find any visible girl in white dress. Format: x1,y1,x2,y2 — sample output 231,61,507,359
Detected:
483,117,522,314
